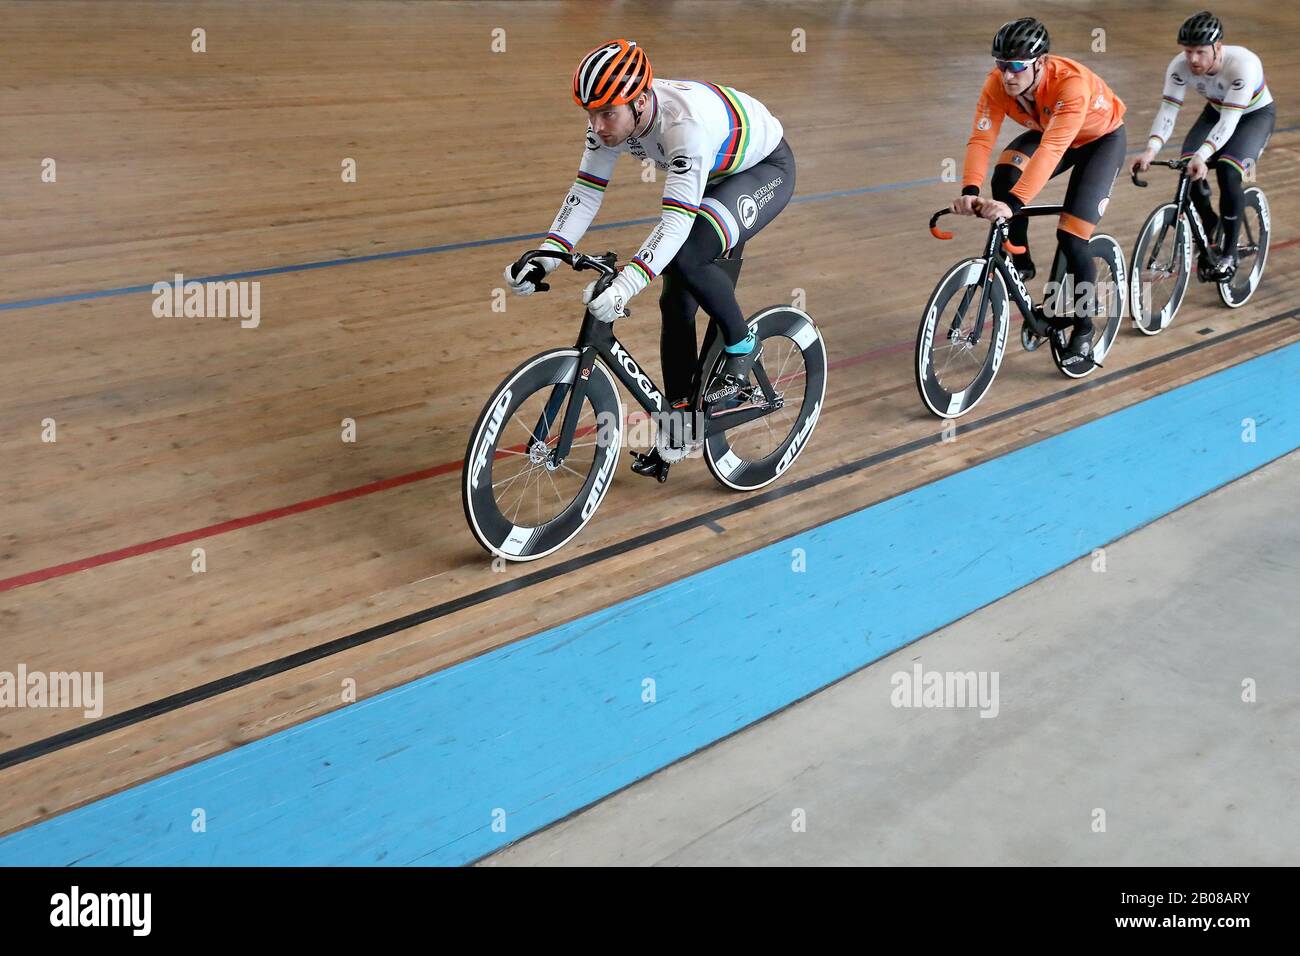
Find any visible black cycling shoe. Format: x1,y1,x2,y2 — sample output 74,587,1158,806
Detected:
1211,252,1237,282
1013,252,1036,283
1059,323,1097,370
629,448,671,483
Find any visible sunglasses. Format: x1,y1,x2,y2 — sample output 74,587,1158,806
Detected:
995,58,1035,74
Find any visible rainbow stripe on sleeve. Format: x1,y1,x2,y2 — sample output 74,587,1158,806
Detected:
627,257,655,283
1213,79,1267,111
542,233,573,253
698,203,735,251
661,197,699,219
574,171,609,193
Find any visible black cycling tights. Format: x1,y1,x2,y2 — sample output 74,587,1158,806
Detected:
995,209,1097,334
1215,164,1246,255
658,244,749,402
1055,230,1097,331
1190,163,1245,254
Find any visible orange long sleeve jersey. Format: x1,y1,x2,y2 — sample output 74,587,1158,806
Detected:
962,55,1126,209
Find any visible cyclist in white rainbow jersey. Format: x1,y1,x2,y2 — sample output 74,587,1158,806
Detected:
1131,12,1275,277
503,39,794,479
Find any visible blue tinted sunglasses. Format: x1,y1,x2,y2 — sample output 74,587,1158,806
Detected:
995,58,1035,74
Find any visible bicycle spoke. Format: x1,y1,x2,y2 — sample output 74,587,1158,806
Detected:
493,458,539,493
772,341,796,385
492,464,532,495
554,461,588,480
505,465,541,523
512,464,545,515
542,464,566,509
511,410,545,445
935,340,975,379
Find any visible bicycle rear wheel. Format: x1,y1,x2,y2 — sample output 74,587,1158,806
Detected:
462,349,623,561
1218,187,1270,308
1048,233,1126,379
700,307,827,491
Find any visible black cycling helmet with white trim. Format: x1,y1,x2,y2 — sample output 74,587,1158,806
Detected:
1178,11,1223,47
991,17,1050,60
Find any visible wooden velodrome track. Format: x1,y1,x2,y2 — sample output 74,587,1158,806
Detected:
1,0,1297,840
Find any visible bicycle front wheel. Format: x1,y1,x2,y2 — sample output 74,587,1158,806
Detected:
1130,203,1191,334
462,349,624,561
915,257,1011,419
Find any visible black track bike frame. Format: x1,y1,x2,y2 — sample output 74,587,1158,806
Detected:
509,246,780,469
932,204,1066,347
1132,158,1250,269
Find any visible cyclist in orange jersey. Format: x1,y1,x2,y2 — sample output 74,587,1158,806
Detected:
950,18,1127,368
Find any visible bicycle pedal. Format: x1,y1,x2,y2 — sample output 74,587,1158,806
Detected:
629,450,671,483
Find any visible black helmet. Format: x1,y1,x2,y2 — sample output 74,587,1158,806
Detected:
992,18,1050,60
1178,11,1223,47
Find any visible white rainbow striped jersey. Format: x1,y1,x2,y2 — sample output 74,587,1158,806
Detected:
541,78,784,302
1147,45,1272,160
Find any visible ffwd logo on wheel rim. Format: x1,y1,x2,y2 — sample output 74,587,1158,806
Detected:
471,389,511,490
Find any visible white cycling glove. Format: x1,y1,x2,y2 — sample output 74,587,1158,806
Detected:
503,255,560,296
582,271,640,323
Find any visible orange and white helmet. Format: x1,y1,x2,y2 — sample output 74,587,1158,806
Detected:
572,39,653,110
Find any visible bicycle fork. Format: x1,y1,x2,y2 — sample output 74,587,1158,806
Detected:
948,225,1007,348
528,345,600,471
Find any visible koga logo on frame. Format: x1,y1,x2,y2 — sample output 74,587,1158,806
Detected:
610,341,663,409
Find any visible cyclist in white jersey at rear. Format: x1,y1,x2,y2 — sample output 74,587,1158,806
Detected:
1131,12,1275,278
503,39,795,481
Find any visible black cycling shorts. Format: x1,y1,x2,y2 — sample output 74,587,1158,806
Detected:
993,125,1127,239
1180,101,1275,177
692,137,796,256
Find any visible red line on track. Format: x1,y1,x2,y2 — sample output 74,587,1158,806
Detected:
0,461,464,593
